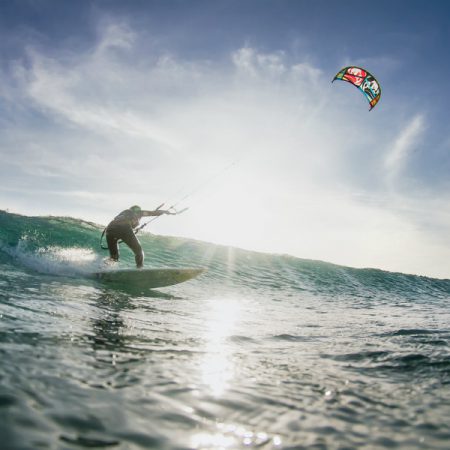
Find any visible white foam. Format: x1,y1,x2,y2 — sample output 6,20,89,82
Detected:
1,237,108,277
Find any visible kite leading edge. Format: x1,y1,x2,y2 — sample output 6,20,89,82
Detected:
332,66,381,110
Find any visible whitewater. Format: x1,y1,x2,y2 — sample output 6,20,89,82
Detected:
1,210,449,449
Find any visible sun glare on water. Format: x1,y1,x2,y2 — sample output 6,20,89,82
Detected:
193,305,284,449
199,299,241,397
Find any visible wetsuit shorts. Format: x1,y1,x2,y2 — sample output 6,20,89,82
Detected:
105,222,144,268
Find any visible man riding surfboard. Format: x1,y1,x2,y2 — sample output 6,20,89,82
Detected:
105,205,175,268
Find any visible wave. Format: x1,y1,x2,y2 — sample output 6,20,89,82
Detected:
1,210,450,299
327,349,450,381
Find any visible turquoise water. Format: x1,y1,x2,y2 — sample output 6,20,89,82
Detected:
1,210,450,449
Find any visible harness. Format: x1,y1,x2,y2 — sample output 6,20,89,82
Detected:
100,228,109,250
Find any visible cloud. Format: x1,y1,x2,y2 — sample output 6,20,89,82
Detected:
384,114,426,183
21,48,178,148
232,47,287,78
95,21,135,54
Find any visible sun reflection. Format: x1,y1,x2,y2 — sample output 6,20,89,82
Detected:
191,432,237,449
200,299,241,397
190,422,281,449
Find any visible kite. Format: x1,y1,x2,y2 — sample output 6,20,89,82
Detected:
332,66,381,110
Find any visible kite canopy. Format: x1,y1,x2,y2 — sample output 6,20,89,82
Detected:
333,66,381,110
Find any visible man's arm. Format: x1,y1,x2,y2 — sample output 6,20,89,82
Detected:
141,209,176,217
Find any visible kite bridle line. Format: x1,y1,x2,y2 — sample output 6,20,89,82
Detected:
100,157,240,249
133,204,189,235
135,157,240,234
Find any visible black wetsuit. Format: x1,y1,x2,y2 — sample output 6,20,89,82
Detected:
106,209,144,268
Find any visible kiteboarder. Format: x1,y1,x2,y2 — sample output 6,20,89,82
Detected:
105,205,175,268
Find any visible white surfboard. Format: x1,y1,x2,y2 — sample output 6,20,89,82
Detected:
91,267,205,289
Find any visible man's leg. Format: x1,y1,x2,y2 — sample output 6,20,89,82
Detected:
106,233,119,261
121,231,144,268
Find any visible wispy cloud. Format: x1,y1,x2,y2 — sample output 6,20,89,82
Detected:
384,114,426,183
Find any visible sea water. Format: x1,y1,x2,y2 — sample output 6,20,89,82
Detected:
0,210,449,449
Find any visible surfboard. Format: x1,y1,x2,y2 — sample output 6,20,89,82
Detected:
92,267,205,289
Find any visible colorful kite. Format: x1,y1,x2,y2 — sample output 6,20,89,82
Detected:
332,66,381,110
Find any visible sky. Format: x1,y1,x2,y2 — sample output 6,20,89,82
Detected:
1,0,450,278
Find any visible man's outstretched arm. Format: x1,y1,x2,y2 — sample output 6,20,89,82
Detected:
141,209,176,217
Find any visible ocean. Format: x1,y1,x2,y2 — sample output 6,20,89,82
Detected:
1,210,449,449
